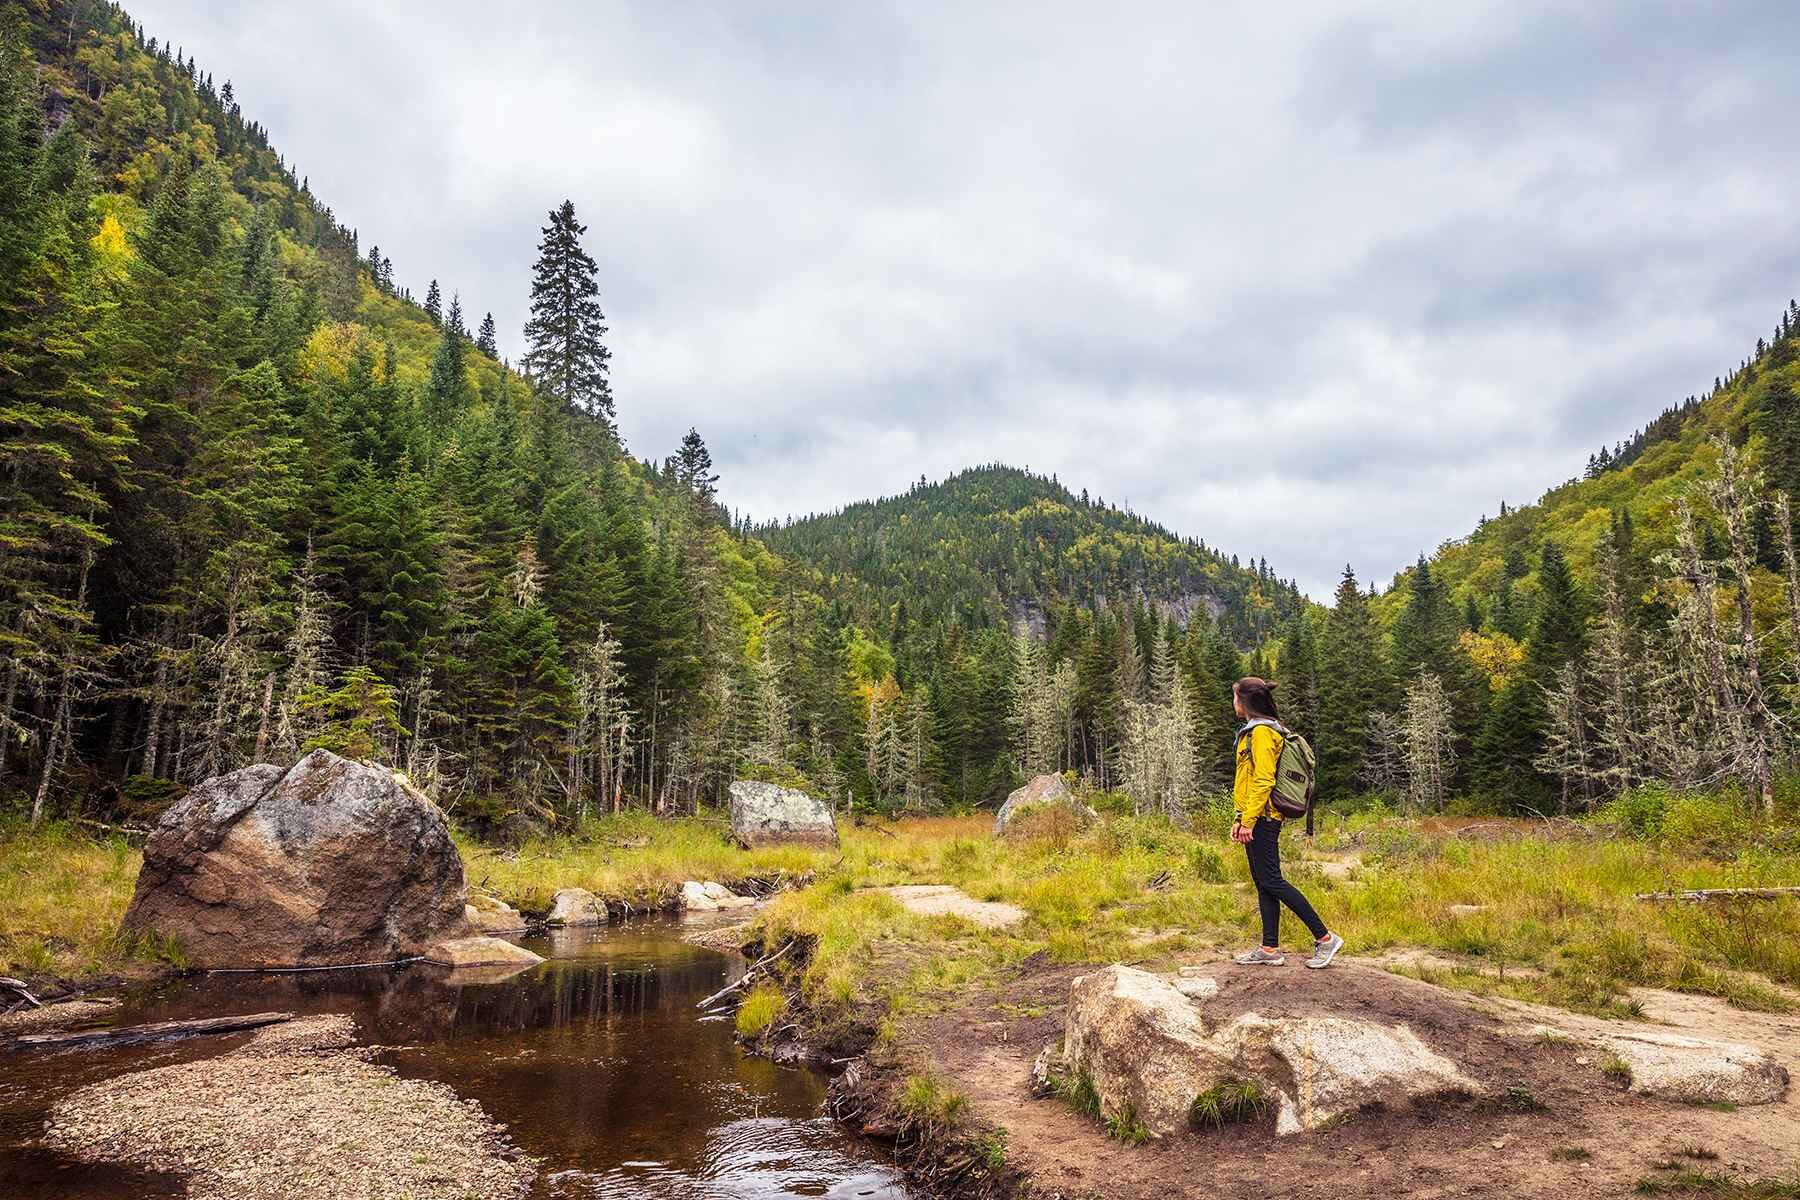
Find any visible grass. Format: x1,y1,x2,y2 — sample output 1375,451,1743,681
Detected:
897,1071,967,1131
0,819,184,984
1602,1053,1635,1087
1190,1079,1272,1129
1635,1170,1800,1197
734,982,787,1038
1103,1101,1150,1146
1479,1084,1548,1114
1550,1145,1593,1162
457,811,833,911
1055,1071,1103,1120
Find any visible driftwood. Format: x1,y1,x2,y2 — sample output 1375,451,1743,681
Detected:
9,1010,294,1050
695,941,794,1010
1635,886,1800,903
0,976,43,1008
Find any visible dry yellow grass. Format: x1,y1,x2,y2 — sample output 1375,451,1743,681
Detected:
0,820,180,984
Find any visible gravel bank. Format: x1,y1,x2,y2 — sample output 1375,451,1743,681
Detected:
43,1014,533,1199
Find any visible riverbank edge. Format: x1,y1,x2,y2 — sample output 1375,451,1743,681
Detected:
732,928,1026,1200
5,869,817,1026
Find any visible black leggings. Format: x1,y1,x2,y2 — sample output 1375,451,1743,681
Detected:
1246,817,1327,948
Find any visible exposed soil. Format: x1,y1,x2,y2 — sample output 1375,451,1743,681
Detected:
837,954,1800,1199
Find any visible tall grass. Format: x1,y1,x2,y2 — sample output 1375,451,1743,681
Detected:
0,819,183,983
458,810,832,911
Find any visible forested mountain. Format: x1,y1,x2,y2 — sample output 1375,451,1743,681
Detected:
762,465,1307,648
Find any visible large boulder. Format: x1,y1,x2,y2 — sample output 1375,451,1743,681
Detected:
728,780,838,848
121,750,471,968
994,773,1091,835
1055,965,1479,1137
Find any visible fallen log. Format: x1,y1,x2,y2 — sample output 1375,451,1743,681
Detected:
1635,886,1800,903
9,1010,294,1050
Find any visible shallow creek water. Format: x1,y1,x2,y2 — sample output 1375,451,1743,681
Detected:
0,918,913,1199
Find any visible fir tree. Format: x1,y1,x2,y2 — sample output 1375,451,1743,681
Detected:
1317,566,1390,796
476,311,497,357
423,278,441,326
523,200,613,425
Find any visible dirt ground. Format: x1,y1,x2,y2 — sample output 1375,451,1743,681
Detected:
897,955,1800,1199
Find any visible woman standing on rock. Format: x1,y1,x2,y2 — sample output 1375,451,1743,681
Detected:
1228,677,1343,969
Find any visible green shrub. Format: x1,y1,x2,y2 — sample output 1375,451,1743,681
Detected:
898,1072,967,1129
1602,784,1673,838
1660,792,1754,858
1188,843,1228,883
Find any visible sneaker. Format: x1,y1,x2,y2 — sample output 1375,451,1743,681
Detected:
1305,932,1344,970
1234,947,1285,966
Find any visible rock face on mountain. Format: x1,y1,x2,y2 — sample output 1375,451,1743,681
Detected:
121,750,471,968
1050,965,1480,1137
727,780,838,848
994,774,1092,835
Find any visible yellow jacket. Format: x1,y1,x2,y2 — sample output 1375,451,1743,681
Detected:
1233,722,1285,829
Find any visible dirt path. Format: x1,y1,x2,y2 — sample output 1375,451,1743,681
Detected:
904,957,1799,1199
871,884,1027,929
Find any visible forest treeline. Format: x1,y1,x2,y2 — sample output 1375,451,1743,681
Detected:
0,2,1294,831
7,1,1800,836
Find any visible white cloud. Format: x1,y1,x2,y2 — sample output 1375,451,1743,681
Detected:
130,0,1800,597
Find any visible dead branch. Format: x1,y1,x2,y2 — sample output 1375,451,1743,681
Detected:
1634,886,1800,903
694,940,794,1010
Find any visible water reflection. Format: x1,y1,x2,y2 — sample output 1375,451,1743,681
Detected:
0,919,912,1200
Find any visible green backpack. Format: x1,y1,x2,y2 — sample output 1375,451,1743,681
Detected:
1247,719,1319,835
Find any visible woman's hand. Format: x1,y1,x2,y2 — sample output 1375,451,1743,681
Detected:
1230,820,1254,845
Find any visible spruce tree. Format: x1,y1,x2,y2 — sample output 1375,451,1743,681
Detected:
1317,566,1390,795
423,278,441,326
476,311,497,357
522,200,613,425
1473,541,1583,807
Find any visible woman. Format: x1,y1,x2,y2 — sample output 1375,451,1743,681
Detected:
1229,676,1343,968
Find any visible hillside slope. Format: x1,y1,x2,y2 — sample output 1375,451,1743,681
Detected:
1382,301,1800,630
762,465,1306,648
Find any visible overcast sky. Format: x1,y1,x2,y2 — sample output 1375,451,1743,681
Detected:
132,1,1800,598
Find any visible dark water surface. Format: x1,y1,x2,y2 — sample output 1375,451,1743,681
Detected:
0,918,913,1199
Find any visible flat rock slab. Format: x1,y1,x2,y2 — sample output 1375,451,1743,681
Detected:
425,936,544,972
1056,964,1480,1137
873,884,1026,929
43,1014,533,1199
1529,1022,1788,1106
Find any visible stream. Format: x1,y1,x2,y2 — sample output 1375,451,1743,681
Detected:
0,917,914,1199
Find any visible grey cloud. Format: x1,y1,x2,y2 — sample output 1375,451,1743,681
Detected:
129,0,1800,597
